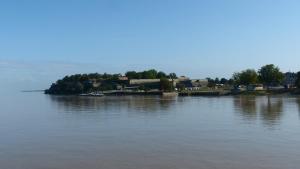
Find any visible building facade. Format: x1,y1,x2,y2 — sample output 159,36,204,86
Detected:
284,72,297,88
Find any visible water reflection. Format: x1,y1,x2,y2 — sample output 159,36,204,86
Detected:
260,97,283,127
234,96,283,127
234,96,257,121
2,94,300,169
47,95,176,114
295,98,300,119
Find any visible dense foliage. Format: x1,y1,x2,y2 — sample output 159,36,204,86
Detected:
206,77,233,87
125,69,177,79
231,64,284,87
233,69,258,85
295,72,300,88
258,64,283,86
45,73,125,94
160,78,174,92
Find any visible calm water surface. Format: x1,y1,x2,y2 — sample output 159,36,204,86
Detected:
1,93,300,169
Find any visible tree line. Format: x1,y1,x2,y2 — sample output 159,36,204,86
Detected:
232,64,284,86
206,64,298,88
125,69,177,79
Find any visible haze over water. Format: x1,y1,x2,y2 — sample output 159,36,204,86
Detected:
1,93,300,169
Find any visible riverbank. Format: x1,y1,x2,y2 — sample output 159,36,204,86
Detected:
45,88,300,97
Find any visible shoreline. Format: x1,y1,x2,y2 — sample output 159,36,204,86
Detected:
45,89,300,97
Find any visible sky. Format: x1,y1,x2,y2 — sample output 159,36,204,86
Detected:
1,0,300,90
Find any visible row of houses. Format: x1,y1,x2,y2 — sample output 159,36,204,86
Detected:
88,72,298,92
116,76,209,91
234,72,298,92
121,71,298,92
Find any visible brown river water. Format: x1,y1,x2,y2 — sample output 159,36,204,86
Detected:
0,92,300,169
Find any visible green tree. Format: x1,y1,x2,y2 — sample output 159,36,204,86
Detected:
295,72,300,88
157,71,167,78
214,78,220,84
168,73,177,79
74,82,84,93
160,78,174,92
125,71,138,79
258,64,283,86
233,69,258,85
228,79,234,85
141,69,158,79
220,78,228,84
206,78,216,88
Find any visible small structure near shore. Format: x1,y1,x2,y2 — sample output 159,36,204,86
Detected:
247,84,264,91
162,92,178,97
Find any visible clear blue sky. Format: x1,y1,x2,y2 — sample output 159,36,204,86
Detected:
1,0,300,90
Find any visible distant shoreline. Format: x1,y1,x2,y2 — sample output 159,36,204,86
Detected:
44,67,300,96
44,89,300,97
